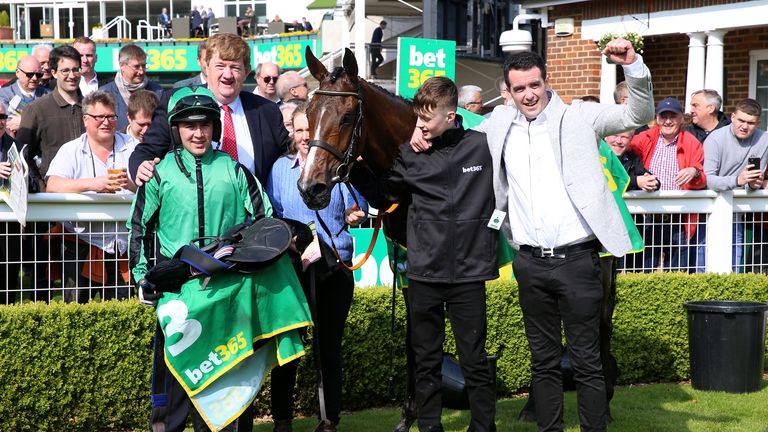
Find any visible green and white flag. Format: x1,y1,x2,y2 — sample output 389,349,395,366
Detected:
156,255,312,431
599,141,645,255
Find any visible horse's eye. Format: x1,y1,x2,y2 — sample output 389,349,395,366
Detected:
341,112,355,126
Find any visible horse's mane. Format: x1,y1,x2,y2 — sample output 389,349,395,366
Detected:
328,67,413,108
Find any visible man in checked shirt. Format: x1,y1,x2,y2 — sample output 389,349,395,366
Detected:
629,97,706,271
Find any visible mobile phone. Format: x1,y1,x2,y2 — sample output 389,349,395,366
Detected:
748,157,761,170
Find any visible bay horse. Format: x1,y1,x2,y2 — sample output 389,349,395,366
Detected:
298,47,418,431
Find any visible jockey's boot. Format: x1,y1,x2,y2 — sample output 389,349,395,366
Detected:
273,419,292,432
392,394,417,432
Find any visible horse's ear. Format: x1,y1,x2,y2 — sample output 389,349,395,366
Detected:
342,48,358,79
306,46,328,81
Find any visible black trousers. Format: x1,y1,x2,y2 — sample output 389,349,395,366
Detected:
408,279,496,432
271,265,355,424
370,48,383,75
513,249,606,432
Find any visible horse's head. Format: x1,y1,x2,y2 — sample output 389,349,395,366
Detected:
298,47,363,210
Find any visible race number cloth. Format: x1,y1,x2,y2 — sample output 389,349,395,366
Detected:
157,255,312,431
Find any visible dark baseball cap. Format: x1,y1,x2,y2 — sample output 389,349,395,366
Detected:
656,97,684,115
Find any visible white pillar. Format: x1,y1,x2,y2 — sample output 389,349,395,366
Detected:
706,189,734,273
354,0,366,78
599,55,617,104
704,30,727,100
685,32,706,113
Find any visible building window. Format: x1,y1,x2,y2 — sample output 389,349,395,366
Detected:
749,49,768,130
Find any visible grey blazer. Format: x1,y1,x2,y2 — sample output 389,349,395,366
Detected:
475,67,654,257
0,83,50,114
173,74,205,89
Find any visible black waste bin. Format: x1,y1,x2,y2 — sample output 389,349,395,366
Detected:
683,300,768,393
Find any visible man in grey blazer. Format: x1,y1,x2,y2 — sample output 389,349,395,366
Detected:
477,40,653,431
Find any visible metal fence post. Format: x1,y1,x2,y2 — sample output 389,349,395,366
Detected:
706,189,733,273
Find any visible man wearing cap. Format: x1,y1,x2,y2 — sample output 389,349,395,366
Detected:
630,97,706,271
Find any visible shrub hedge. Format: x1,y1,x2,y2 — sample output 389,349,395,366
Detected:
1,273,767,431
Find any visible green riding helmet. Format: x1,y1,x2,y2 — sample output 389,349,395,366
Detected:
167,86,222,141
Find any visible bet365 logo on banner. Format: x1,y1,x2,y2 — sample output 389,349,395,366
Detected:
397,37,456,99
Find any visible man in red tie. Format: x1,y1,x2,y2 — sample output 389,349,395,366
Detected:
129,33,291,186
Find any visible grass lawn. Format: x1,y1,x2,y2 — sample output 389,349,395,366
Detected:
251,381,768,432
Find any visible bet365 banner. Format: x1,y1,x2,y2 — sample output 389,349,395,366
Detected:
396,37,456,99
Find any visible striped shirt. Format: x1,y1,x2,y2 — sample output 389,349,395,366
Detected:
649,135,680,190
265,155,368,262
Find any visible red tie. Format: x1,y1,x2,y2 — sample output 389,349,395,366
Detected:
221,104,238,161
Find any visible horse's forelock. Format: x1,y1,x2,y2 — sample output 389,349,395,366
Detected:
329,67,345,84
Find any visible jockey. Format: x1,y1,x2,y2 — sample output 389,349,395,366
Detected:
128,87,312,432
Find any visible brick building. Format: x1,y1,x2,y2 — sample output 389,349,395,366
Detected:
520,0,768,127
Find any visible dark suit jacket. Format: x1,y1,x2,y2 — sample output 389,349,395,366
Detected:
129,89,291,185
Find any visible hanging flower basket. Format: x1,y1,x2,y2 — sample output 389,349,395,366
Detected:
596,31,644,63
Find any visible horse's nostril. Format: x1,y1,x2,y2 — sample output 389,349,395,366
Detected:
308,182,328,198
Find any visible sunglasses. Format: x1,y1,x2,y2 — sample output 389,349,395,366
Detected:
0,114,8,120
261,75,279,84
17,68,44,79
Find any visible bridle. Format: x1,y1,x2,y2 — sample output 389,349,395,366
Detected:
308,86,364,184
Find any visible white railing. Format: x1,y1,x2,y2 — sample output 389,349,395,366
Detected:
2,190,768,304
93,16,132,40
137,19,167,41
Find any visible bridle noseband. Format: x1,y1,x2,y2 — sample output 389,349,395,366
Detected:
309,87,364,184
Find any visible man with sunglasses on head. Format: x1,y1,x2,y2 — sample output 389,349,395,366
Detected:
253,61,281,103
130,33,290,188
17,45,86,193
100,44,164,133
0,55,51,136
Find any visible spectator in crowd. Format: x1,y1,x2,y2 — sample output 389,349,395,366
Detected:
253,61,281,103
361,76,498,432
630,97,706,271
701,98,768,272
267,103,368,432
291,20,303,31
458,85,483,114
158,7,171,36
0,54,50,136
74,37,100,96
302,17,313,31
190,6,203,37
370,20,387,77
0,102,22,305
33,44,55,90
173,40,207,88
125,90,160,141
605,130,657,192
130,33,290,192
239,6,254,35
685,89,730,144
279,100,300,136
99,44,163,132
276,71,309,103
17,45,85,192
272,15,283,23
128,87,311,432
614,80,650,134
206,8,215,36
15,45,85,295
46,91,138,303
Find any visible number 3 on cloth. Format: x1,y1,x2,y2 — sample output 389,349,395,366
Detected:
157,299,202,357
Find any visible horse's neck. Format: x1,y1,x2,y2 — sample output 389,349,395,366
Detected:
360,82,415,172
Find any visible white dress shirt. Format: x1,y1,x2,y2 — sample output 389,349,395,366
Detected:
79,73,100,96
216,96,256,174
